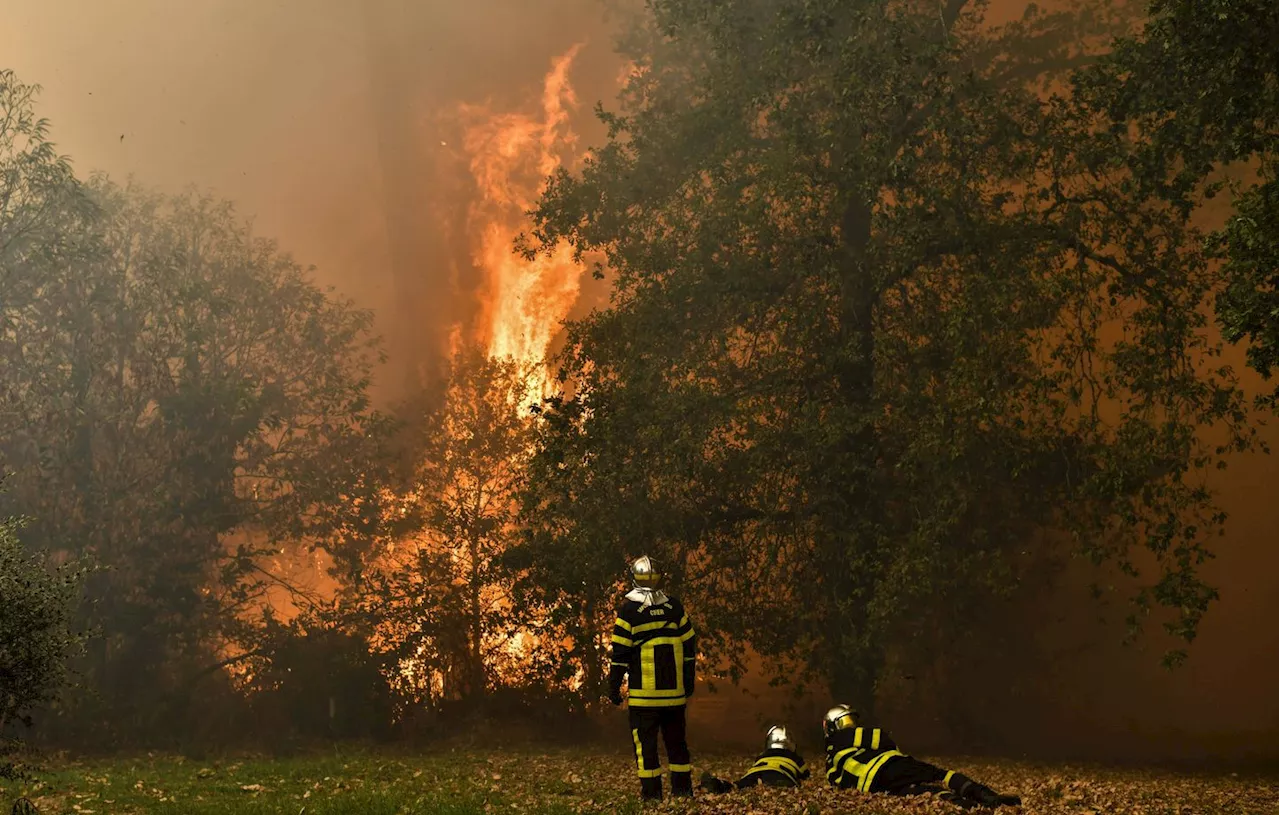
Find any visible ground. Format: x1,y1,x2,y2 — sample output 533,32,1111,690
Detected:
1,747,1273,815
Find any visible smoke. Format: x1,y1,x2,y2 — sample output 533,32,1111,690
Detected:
2,0,1273,763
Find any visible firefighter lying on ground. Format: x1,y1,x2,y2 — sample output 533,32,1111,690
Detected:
699,725,811,793
823,704,1022,810
608,555,698,801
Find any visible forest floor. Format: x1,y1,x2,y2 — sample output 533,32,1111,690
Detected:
1,746,1274,815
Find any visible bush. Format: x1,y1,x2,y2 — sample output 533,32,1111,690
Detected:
0,513,90,751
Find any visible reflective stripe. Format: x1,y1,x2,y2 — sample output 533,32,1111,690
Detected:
669,763,692,773
943,770,955,788
639,636,684,693
871,729,881,750
829,746,859,782
615,618,633,632
632,729,645,773
632,619,676,634
746,756,800,781
679,627,695,642
611,634,634,646
629,686,689,698
632,729,662,778
627,696,687,707
829,746,904,791
858,750,901,793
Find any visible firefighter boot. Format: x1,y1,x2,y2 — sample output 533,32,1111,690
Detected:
699,773,733,795
956,776,1019,809
671,769,694,797
640,776,663,802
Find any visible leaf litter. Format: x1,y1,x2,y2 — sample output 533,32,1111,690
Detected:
0,749,1272,814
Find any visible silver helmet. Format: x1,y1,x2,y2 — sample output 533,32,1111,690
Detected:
630,555,661,589
765,725,793,752
823,704,859,737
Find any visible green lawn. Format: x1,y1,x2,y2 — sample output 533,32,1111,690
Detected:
1,747,1273,814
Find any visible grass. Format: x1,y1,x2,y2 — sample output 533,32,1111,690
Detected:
1,745,1274,814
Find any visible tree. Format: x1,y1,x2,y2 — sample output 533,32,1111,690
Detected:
323,346,540,712
0,71,385,743
0,513,90,741
1073,0,1278,404
517,0,1259,709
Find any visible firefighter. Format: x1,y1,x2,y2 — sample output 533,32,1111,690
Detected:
607,555,697,801
822,705,1022,809
699,725,811,793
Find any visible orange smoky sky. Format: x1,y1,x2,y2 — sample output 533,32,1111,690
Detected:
1,0,1274,762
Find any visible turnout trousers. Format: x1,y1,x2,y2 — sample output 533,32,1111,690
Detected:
628,705,692,800
872,757,1009,809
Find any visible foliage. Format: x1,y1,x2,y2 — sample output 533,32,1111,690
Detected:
0,747,1274,814
516,0,1259,707
0,71,385,745
1073,0,1278,401
0,513,90,735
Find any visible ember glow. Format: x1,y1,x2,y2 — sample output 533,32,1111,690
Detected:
460,45,586,391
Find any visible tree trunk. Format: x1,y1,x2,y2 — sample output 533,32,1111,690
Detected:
815,191,885,715
467,531,485,704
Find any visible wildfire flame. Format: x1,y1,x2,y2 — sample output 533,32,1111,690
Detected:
460,44,586,390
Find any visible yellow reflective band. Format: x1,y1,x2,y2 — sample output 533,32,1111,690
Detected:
615,618,633,632
627,696,687,707
683,656,696,661
629,686,689,697
943,770,955,787
853,729,864,748
669,764,692,773
679,628,695,642
611,634,634,646
632,729,646,775
631,620,675,634
752,757,799,778
609,661,627,668
858,750,903,793
831,747,859,778
679,615,689,626
871,729,881,750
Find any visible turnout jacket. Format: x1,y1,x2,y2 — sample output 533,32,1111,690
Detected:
740,747,811,787
825,727,905,792
608,589,697,707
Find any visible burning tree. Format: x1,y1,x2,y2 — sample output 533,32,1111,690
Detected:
327,346,541,712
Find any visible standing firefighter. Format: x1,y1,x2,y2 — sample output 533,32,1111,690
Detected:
823,705,1022,809
607,555,697,801
699,725,811,793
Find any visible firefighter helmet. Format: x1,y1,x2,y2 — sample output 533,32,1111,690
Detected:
823,704,859,736
765,725,793,752
630,555,661,588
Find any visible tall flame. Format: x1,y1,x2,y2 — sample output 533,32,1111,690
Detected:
460,45,585,387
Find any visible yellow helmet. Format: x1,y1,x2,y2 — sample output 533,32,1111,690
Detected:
823,704,859,736
630,555,661,588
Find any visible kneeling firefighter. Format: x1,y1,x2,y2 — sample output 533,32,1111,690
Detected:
699,725,811,793
823,705,1022,809
607,556,698,801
